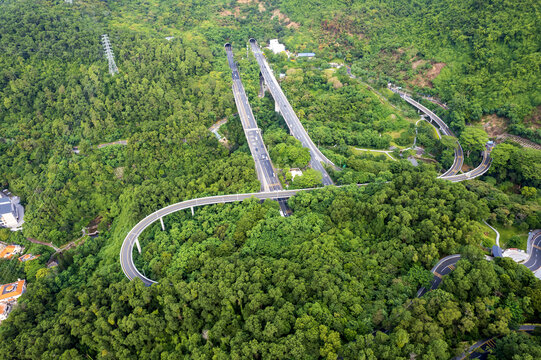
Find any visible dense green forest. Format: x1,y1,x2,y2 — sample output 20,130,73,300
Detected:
2,173,541,359
103,0,541,141
1,0,539,244
0,0,540,358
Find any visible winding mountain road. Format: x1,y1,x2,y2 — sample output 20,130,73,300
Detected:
116,40,539,360
388,85,466,178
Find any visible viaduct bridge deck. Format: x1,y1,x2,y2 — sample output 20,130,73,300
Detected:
225,44,290,215
250,39,335,186
389,86,465,178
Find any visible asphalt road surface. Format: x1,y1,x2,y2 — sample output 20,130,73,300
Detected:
444,145,494,182
225,44,283,194
120,189,309,285
454,324,541,359
388,86,464,178
523,230,541,272
250,39,335,186
416,254,461,297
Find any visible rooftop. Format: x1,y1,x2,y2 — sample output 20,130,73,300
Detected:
267,39,286,54
0,280,26,302
0,198,11,215
18,254,40,263
0,245,23,259
297,52,315,57
492,245,503,257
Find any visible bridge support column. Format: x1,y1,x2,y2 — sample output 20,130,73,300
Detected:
258,74,266,98
275,100,280,113
191,206,194,216
135,237,142,254
160,217,165,231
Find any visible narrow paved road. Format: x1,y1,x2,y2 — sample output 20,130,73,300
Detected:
26,237,59,252
454,324,541,359
416,254,461,297
483,219,500,246
354,148,397,161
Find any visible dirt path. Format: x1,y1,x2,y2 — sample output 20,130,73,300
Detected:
27,238,59,251
73,140,128,153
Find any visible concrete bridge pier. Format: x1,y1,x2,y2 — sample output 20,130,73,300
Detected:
275,99,280,113
191,206,194,216
135,237,142,254
258,74,267,98
160,217,165,231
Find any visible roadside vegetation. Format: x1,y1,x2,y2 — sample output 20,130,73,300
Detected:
2,173,541,359
0,0,539,358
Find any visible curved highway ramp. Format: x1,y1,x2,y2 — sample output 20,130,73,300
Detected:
120,189,309,285
444,146,494,182
389,86,465,178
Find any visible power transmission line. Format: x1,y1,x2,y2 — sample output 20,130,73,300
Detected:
101,34,119,76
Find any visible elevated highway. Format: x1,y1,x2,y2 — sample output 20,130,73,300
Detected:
388,86,464,178
225,44,282,194
120,189,313,285
444,145,494,182
121,43,508,287
225,43,290,215
249,39,335,186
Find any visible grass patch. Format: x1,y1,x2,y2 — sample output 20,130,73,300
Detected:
479,222,497,248
494,224,529,250
350,147,396,161
388,129,405,139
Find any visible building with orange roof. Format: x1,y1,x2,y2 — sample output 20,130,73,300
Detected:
0,280,26,303
18,254,40,263
0,244,23,259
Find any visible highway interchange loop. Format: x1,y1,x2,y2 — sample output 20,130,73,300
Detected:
119,40,540,355
120,40,537,306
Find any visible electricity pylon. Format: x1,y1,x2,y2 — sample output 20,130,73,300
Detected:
101,34,119,76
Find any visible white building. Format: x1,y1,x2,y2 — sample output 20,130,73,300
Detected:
267,39,286,54
0,303,13,322
289,168,303,179
0,191,23,230
0,198,17,228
